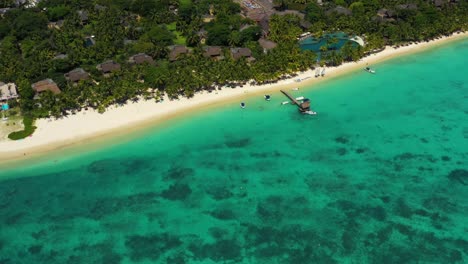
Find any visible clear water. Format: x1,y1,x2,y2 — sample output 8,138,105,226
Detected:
0,39,467,263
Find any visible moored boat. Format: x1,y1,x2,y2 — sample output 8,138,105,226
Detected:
315,68,321,77
303,110,317,115
240,102,246,108
264,95,271,101
364,67,376,74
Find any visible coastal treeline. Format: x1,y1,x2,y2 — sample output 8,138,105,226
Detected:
0,0,466,119
302,0,468,51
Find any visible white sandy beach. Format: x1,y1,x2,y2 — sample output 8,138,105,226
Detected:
0,32,466,162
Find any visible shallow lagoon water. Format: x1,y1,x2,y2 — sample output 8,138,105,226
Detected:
0,39,467,263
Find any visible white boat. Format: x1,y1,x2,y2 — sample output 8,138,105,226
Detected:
264,95,271,101
364,67,376,74
240,102,246,109
321,68,326,76
292,87,299,91
315,68,321,77
303,110,317,115
295,96,305,101
281,101,290,105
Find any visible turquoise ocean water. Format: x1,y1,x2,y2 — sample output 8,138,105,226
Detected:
0,39,467,263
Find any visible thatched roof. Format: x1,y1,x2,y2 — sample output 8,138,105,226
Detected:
168,45,189,61
377,8,396,18
203,46,222,57
275,10,305,20
77,10,89,22
64,68,89,82
97,60,121,73
258,38,277,50
258,17,269,35
396,3,418,10
433,0,446,7
231,48,252,60
128,53,154,65
31,79,61,94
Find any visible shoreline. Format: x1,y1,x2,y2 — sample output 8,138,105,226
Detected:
1,32,467,164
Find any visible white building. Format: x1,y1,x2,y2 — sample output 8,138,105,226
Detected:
0,82,19,101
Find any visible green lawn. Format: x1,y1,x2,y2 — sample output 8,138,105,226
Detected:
179,0,192,7
0,106,26,140
167,22,186,45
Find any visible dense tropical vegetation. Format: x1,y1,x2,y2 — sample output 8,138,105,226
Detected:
0,0,466,121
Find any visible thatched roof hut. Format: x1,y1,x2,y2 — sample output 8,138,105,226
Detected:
32,79,61,95
128,53,155,65
64,68,89,82
97,60,121,73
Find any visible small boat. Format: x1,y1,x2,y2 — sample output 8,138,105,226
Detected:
364,67,376,74
295,96,305,101
315,68,321,77
303,110,317,115
321,68,326,77
281,101,290,105
292,87,299,91
240,102,246,109
264,95,271,101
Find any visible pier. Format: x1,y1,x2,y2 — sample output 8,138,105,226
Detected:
280,90,310,112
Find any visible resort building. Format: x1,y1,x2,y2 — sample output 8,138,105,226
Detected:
128,53,155,65
64,68,90,83
258,17,269,37
196,29,208,44
203,46,224,60
0,8,11,17
231,48,255,62
0,82,18,101
77,10,89,24
433,0,446,8
376,8,396,22
97,60,121,74
276,10,305,20
396,3,418,10
47,20,64,30
168,45,189,62
53,54,68,60
258,38,277,53
84,36,96,47
31,79,61,98
202,14,215,23
94,4,107,12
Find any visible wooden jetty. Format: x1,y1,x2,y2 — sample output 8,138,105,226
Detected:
280,90,310,113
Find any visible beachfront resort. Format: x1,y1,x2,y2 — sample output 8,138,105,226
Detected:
0,0,467,142
0,1,467,263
